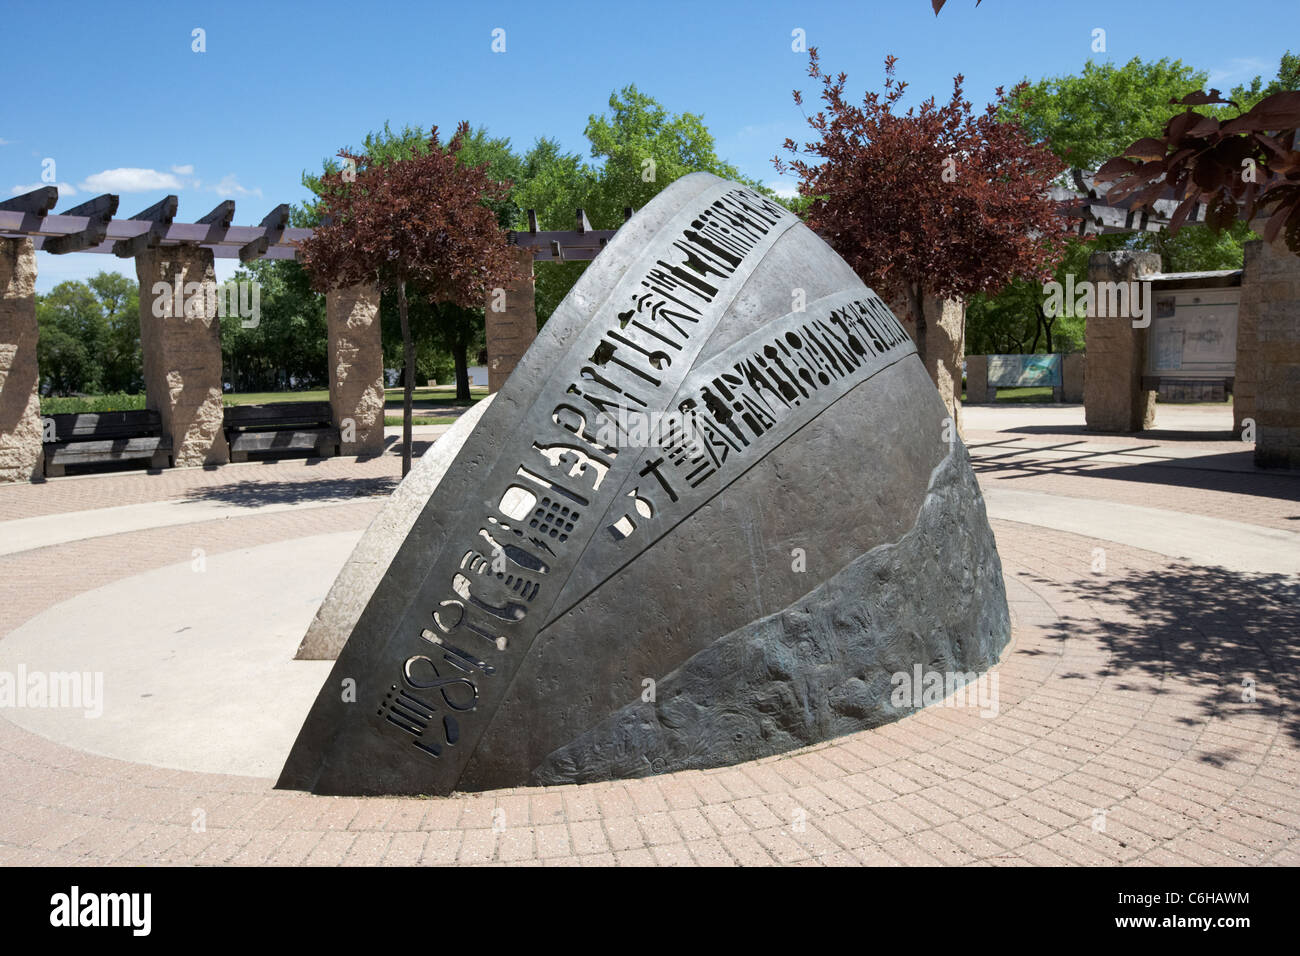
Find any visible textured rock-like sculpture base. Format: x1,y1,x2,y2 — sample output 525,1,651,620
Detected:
535,445,1006,785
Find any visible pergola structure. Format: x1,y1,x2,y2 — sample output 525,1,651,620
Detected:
0,187,354,482
0,184,631,482
1050,168,1211,237
0,186,304,260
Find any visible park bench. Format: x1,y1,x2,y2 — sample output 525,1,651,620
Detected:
42,409,173,477
223,401,340,462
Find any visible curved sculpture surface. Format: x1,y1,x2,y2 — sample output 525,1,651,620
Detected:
278,173,1010,796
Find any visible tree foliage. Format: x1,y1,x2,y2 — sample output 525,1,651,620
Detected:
300,122,514,302
515,85,765,324
582,84,760,227
36,273,140,395
1006,58,1213,171
299,122,516,471
1096,60,1300,253
220,259,326,392
776,50,1071,336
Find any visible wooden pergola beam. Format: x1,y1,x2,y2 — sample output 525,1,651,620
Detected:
0,186,58,217
112,195,179,258
43,193,119,254
239,204,289,262
197,200,235,227
196,200,235,246
2,199,618,263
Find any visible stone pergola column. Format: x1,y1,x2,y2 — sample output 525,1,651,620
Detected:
486,246,537,394
892,293,966,430
1062,353,1086,403
1084,250,1160,432
326,283,385,457
964,354,990,403
136,245,228,466
1238,234,1300,468
0,238,43,483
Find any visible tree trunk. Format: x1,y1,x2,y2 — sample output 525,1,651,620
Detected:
908,282,927,363
453,342,470,403
397,280,414,478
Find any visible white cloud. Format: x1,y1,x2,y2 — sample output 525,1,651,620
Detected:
767,180,800,199
210,173,262,199
1207,57,1274,88
77,167,183,193
170,164,194,175
10,181,76,197
0,138,12,146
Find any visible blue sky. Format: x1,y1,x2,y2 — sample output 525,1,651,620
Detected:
4,0,1296,292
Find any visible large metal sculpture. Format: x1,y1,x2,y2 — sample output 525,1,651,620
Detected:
278,173,1010,796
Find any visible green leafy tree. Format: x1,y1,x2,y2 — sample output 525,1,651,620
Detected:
582,84,761,226
1007,58,1212,171
37,281,103,395
299,123,515,475
512,137,596,324
1229,50,1300,110
87,272,141,392
968,56,1291,355
220,259,327,392
518,86,762,326
36,272,143,395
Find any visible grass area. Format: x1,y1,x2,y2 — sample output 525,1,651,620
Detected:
42,386,489,416
40,393,148,415
958,386,1057,404
989,386,1057,403
225,386,489,409
384,415,459,426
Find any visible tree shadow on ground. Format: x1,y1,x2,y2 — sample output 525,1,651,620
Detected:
1034,562,1300,752
970,443,1300,505
993,423,1238,442
180,475,400,508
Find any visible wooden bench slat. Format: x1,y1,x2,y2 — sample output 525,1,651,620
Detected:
45,409,163,441
228,428,339,453
223,402,333,428
45,436,169,462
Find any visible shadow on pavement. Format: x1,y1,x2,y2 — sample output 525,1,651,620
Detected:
996,424,1238,442
180,475,400,508
1040,562,1300,750
971,443,1300,505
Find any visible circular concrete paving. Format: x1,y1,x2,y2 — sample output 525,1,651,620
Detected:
0,534,352,777
0,440,1296,866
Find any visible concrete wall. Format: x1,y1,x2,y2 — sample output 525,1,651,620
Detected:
0,238,42,483
1084,250,1160,432
326,283,385,457
136,246,228,466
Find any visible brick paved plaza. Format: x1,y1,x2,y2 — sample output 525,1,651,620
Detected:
0,406,1295,867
